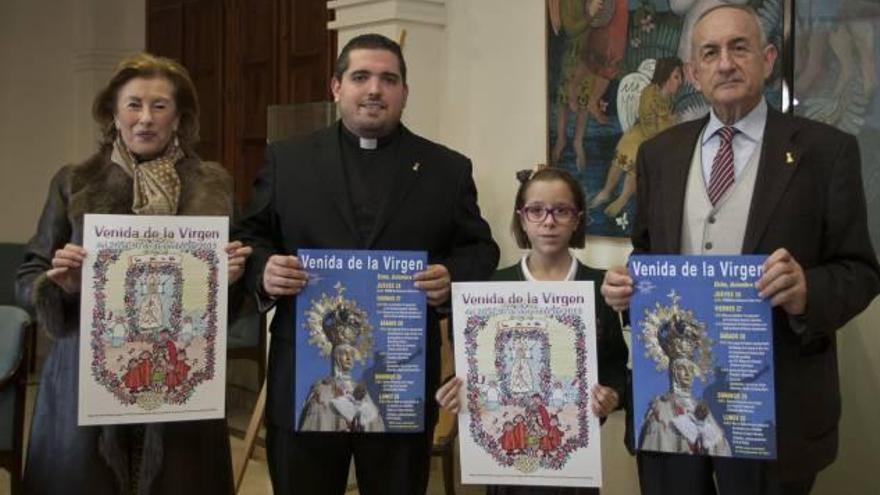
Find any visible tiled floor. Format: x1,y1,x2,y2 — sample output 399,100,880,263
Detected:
2,374,638,495
229,411,637,495
220,379,639,495
4,324,642,494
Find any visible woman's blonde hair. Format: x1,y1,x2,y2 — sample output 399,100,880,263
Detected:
93,52,199,150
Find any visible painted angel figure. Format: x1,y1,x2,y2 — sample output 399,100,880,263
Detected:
137,271,166,330
509,339,535,394
550,380,567,407
108,315,128,347
592,57,683,218
179,315,196,345
483,379,501,411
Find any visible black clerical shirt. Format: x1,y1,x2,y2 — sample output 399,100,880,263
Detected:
338,124,402,245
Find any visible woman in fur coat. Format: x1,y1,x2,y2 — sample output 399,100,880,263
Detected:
16,53,250,495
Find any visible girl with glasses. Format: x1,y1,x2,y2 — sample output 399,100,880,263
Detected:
435,166,629,494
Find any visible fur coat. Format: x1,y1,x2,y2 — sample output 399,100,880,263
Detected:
16,149,234,495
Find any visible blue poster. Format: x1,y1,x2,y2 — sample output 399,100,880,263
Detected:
630,255,776,459
293,249,427,433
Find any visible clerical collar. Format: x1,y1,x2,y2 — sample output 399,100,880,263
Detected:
340,123,400,150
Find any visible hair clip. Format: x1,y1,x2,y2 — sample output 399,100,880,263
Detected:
515,163,550,184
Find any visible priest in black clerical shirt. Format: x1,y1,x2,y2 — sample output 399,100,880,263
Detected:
234,33,499,495
339,123,402,245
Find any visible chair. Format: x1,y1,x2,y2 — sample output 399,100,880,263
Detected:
0,244,36,373
431,318,458,495
0,306,32,494
227,296,267,387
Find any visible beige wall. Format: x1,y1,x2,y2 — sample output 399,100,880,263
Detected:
436,0,549,267
0,0,144,243
436,0,632,270
814,300,880,495
0,1,77,243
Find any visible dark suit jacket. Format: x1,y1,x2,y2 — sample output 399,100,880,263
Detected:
234,122,500,432
631,106,880,478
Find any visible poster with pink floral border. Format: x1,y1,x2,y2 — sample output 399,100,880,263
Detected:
451,281,601,488
78,214,228,425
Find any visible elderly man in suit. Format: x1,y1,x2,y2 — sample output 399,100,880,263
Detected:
234,34,499,495
601,5,879,494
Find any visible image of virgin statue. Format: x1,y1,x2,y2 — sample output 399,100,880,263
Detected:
138,271,165,330
509,339,535,395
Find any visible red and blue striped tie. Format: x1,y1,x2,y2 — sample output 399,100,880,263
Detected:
708,126,737,206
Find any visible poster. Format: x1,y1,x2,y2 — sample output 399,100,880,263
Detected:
293,249,427,433
452,281,601,488
630,255,776,459
79,214,228,425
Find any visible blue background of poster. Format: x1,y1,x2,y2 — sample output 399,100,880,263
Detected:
293,249,427,433
629,255,776,459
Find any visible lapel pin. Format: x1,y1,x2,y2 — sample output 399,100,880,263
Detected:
412,161,420,172
785,151,795,165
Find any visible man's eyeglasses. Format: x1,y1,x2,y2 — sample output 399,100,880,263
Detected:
517,204,580,224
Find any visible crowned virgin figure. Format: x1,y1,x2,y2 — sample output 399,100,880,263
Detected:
639,298,731,456
299,298,384,432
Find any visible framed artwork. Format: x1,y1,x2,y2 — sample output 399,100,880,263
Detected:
792,0,880,253
546,0,786,237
